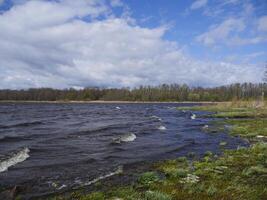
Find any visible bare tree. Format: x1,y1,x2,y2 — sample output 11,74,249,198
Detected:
264,62,267,82
262,62,267,102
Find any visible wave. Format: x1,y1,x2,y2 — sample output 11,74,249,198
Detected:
158,125,166,130
112,133,137,144
0,121,43,129
82,166,123,186
150,115,162,121
73,124,130,136
0,147,30,173
0,135,26,143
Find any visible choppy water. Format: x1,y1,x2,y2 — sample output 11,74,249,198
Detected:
0,103,247,198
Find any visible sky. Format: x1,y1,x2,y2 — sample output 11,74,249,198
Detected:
0,0,266,89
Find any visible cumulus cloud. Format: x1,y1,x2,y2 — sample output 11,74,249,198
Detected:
190,0,208,10
197,1,267,47
196,18,245,46
0,0,261,89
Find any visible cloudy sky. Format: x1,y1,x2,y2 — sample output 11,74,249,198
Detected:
0,0,266,89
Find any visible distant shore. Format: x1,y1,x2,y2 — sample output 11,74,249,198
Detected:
0,100,218,104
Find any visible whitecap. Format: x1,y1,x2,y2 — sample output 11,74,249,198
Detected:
115,106,121,110
113,133,137,143
57,184,67,190
191,114,196,119
0,147,30,173
203,125,209,129
158,125,166,130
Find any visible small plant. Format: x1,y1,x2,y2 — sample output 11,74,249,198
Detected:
176,157,187,163
138,172,160,186
144,190,172,200
206,185,217,196
204,151,213,157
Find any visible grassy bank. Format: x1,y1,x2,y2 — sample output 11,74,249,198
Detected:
50,101,267,200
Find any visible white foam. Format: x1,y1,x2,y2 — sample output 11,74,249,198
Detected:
0,147,30,173
83,166,123,186
191,114,196,119
158,125,166,130
121,133,136,142
115,106,121,110
114,133,137,143
57,184,67,190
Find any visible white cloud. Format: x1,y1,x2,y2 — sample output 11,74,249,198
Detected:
190,0,208,10
230,36,266,45
225,52,266,63
196,18,245,46
110,0,123,7
0,0,261,89
258,16,267,32
222,0,240,5
198,1,267,48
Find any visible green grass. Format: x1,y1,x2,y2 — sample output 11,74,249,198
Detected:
177,101,267,118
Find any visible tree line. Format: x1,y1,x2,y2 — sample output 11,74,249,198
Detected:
0,83,266,102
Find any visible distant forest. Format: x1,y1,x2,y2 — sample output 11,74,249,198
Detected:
0,83,266,102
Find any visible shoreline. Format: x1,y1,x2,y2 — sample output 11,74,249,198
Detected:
0,100,219,104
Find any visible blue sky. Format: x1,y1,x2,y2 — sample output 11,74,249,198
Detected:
0,0,266,89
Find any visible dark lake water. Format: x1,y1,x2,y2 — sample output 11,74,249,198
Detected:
0,103,247,198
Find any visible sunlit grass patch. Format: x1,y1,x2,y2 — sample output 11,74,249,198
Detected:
226,119,267,137
178,101,267,118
